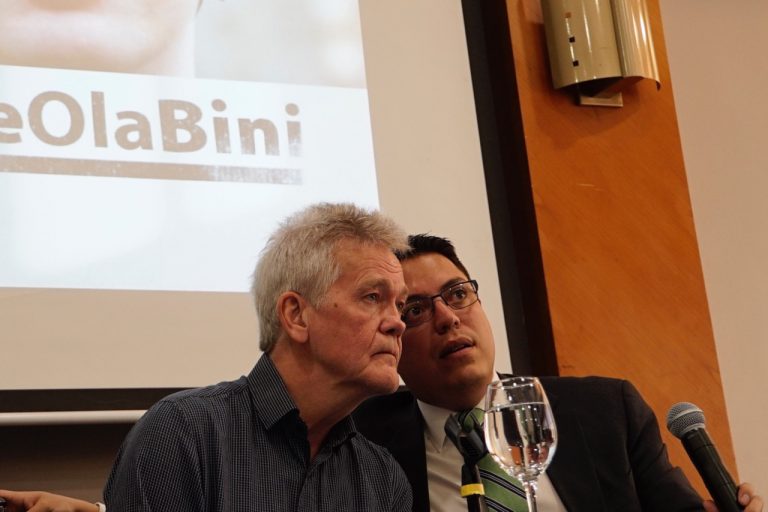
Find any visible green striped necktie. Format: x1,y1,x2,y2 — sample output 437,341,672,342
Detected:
463,408,529,512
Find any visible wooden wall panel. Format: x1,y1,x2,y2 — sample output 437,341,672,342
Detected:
502,0,736,496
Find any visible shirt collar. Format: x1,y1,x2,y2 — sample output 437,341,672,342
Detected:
417,399,453,452
247,354,300,430
247,354,357,445
416,390,489,453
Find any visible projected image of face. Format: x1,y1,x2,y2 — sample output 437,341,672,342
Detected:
0,0,199,76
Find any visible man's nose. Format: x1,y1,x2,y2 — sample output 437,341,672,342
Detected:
432,297,460,333
382,303,406,336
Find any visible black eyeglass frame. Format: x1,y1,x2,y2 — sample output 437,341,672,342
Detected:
401,279,479,328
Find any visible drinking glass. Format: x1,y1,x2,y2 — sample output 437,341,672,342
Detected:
484,376,557,512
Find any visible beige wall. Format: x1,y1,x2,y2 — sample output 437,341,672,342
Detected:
660,0,768,495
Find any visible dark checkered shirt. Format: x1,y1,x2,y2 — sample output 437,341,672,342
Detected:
104,355,412,511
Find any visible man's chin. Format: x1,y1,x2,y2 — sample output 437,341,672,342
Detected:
365,372,401,397
408,368,491,408
447,363,493,386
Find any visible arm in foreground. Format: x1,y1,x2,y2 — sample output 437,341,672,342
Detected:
0,490,99,512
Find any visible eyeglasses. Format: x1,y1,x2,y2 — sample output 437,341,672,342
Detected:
401,279,479,328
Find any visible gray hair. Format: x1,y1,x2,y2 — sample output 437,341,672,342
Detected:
252,202,409,353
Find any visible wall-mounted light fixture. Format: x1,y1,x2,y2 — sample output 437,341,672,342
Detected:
541,0,660,107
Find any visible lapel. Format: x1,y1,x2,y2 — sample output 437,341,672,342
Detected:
542,379,608,512
372,394,431,512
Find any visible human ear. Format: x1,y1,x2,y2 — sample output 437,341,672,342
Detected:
276,291,309,343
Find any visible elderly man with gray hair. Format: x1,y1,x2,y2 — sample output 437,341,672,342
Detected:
99,202,413,511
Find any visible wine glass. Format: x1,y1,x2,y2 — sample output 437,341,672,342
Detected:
483,376,557,512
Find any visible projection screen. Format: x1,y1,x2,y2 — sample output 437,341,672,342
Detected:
0,0,510,412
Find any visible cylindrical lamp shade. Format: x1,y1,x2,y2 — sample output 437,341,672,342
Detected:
611,0,659,82
541,0,659,92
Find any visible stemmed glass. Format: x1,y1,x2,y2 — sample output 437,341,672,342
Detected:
483,376,557,512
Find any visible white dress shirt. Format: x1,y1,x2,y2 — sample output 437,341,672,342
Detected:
418,400,567,512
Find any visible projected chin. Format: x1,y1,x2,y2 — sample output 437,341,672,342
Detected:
0,0,198,76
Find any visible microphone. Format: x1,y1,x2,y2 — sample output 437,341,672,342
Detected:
446,416,487,464
666,402,742,512
453,410,488,463
445,411,489,512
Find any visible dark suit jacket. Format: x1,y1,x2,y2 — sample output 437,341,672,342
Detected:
353,376,704,511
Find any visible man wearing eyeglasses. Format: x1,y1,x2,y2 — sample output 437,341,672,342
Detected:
353,234,762,512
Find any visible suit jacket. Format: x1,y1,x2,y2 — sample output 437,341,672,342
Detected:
353,376,704,512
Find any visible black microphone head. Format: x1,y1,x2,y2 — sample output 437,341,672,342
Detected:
666,402,706,438
456,409,481,432
445,413,487,463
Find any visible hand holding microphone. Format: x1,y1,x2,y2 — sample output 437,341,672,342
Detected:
666,402,760,512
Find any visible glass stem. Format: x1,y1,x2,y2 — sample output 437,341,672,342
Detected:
523,479,538,512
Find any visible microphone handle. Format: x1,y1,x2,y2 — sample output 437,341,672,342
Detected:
464,493,489,512
461,464,489,512
682,428,742,512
